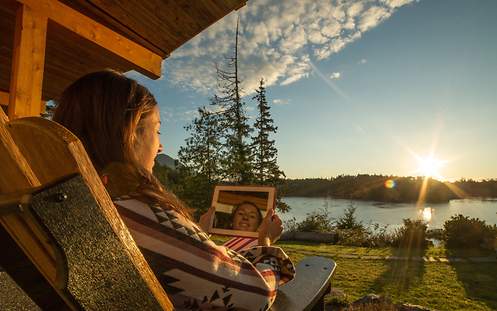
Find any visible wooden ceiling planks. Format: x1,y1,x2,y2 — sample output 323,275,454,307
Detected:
57,0,167,57
66,0,248,57
0,0,247,102
42,20,136,100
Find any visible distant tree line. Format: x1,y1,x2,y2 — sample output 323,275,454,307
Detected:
281,175,497,203
453,179,497,198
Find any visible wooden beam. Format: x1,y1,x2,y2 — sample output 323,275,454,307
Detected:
17,0,162,79
8,4,47,120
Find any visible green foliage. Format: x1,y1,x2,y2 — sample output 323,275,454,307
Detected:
251,78,285,185
443,214,497,250
175,106,223,218
285,208,334,233
278,242,497,311
275,197,291,213
335,223,394,248
391,219,429,249
153,162,182,193
334,229,371,247
336,206,364,230
333,206,378,247
251,78,288,213
284,206,431,248
178,106,223,183
153,161,213,219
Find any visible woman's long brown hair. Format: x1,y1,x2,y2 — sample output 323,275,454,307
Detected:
53,70,191,219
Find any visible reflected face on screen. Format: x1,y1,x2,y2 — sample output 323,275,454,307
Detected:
232,203,261,232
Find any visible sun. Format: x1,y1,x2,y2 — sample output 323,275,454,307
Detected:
415,155,446,179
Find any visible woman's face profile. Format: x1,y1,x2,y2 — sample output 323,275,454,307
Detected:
232,203,260,232
134,105,163,172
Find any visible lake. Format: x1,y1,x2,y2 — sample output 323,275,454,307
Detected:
281,197,497,232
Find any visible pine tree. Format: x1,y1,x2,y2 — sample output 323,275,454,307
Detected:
178,105,223,182
251,78,289,212
177,105,223,214
251,78,285,184
214,18,253,183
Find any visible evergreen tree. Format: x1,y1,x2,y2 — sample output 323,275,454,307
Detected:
178,106,222,182
214,18,253,184
251,78,289,212
251,78,285,184
177,105,223,214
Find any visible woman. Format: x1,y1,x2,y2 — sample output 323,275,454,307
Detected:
53,70,294,310
231,202,263,232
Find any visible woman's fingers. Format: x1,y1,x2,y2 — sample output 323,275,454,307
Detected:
207,205,215,214
272,214,282,225
198,206,216,232
264,208,274,221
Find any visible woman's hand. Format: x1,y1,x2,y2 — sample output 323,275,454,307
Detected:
198,206,215,232
257,209,282,247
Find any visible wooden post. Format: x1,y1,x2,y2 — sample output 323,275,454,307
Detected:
1,91,46,116
8,3,47,120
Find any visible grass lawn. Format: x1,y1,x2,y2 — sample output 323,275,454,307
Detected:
212,236,497,310
278,241,497,311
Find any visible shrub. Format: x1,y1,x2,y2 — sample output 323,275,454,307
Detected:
282,217,299,233
283,208,432,249
391,219,428,249
366,223,395,248
443,214,497,249
283,206,396,247
335,228,370,247
287,207,334,233
336,206,364,230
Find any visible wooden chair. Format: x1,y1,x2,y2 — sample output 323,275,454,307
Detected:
0,111,173,310
0,111,336,310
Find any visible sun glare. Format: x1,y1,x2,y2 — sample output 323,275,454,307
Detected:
415,155,446,179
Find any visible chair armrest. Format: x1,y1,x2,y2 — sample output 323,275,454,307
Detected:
271,256,336,311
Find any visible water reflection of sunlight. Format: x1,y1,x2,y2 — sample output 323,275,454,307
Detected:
421,207,432,223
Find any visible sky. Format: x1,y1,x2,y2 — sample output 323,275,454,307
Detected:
129,0,497,181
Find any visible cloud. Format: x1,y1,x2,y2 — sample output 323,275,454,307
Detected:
182,109,198,121
381,0,415,9
166,0,415,95
160,109,174,122
273,99,289,105
358,58,368,64
330,72,341,80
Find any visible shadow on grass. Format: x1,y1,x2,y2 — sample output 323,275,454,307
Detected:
368,247,427,295
447,248,497,310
